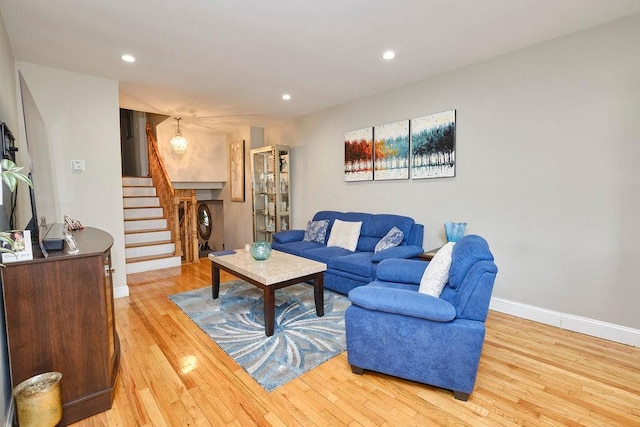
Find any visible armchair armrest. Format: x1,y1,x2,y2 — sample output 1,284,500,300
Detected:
348,286,456,322
375,258,427,285
371,245,425,262
272,229,305,244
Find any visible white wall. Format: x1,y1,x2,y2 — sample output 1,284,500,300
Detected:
223,126,263,250
156,120,227,181
15,62,128,297
0,17,15,132
155,122,263,251
266,14,640,334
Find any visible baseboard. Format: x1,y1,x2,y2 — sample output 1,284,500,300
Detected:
489,297,640,348
113,285,130,299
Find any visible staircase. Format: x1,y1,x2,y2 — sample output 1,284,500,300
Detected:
123,177,182,274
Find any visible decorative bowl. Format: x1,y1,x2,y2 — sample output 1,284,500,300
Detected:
250,241,272,260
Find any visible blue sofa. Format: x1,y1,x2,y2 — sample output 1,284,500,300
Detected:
271,211,424,294
345,235,498,400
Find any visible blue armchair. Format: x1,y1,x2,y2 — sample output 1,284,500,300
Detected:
345,235,498,400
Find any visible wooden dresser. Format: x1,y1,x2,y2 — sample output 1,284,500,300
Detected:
1,227,120,425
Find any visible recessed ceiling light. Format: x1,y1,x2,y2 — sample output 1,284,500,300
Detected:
382,50,396,60
121,54,136,63
282,94,291,101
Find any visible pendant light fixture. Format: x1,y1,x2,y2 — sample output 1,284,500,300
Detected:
170,118,188,158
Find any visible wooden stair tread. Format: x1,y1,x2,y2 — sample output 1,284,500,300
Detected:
124,216,165,221
125,240,173,249
125,228,171,234
126,253,179,264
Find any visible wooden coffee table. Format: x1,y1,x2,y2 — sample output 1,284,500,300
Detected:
208,249,327,336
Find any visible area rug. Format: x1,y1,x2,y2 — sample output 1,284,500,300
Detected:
168,280,349,391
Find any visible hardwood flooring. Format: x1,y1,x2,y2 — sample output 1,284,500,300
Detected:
72,260,640,426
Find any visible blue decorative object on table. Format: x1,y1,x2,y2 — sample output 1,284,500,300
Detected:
250,241,272,260
210,250,236,257
444,222,466,242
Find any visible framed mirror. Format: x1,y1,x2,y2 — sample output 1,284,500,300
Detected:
197,203,212,241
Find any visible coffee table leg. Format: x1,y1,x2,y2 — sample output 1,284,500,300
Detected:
314,273,324,317
264,288,275,336
211,263,220,299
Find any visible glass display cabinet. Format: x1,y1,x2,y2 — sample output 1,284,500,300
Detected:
250,145,290,242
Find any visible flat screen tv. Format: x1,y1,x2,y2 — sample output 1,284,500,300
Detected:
18,71,62,249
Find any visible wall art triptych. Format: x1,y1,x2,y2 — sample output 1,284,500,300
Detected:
344,127,373,182
344,109,456,182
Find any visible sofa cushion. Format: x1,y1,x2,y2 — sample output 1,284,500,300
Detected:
327,266,380,284
303,220,329,243
313,211,371,231
370,245,425,263
376,259,427,284
303,246,354,264
418,242,455,297
273,240,325,256
349,286,456,322
329,252,375,278
327,219,362,251
374,226,404,253
448,235,494,290
358,214,415,252
273,229,305,244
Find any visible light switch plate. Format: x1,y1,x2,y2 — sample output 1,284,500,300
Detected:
71,160,85,172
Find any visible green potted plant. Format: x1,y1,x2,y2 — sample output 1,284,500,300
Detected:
0,158,32,259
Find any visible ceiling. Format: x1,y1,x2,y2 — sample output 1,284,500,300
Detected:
2,0,640,133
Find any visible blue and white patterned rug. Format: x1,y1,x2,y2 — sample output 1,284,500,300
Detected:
169,280,349,391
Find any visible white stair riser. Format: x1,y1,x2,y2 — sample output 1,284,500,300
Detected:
124,207,164,220
123,187,157,197
125,230,172,245
122,177,180,274
125,219,167,232
122,177,153,187
126,243,175,259
123,197,160,208
126,256,182,274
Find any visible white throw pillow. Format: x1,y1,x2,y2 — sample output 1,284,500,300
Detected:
418,242,455,297
326,219,362,251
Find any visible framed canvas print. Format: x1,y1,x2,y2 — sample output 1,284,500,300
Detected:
373,119,409,180
410,110,456,179
344,127,373,182
229,140,245,201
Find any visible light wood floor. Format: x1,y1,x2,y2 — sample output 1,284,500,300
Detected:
72,260,640,426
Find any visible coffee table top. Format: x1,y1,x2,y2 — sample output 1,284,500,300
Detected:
208,249,326,285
